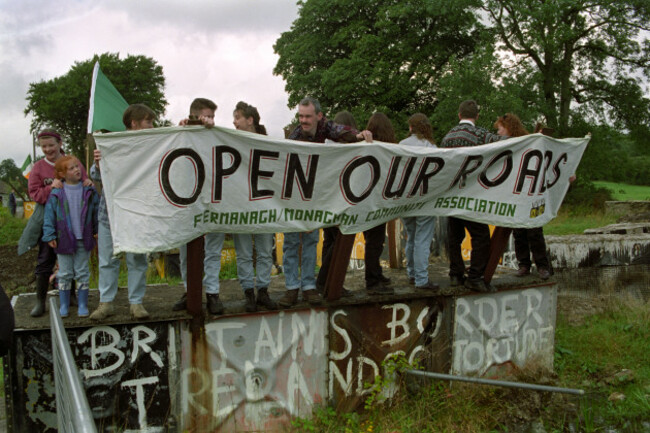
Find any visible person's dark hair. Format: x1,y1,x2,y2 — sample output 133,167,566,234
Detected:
189,98,217,116
459,100,480,119
299,97,322,114
122,104,156,129
366,112,396,143
407,113,435,145
494,113,529,137
234,101,267,135
333,111,357,129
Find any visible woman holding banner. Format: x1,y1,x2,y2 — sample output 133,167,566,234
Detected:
363,113,396,295
231,101,278,312
494,113,551,280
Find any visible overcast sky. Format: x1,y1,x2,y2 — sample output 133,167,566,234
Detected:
0,0,300,167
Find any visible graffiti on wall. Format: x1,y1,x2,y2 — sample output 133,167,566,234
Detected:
12,323,170,433
178,309,329,432
328,299,446,410
451,287,556,376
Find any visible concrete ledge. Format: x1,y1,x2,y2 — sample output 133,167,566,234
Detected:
546,233,650,268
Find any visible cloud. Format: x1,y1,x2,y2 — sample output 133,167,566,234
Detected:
0,0,300,165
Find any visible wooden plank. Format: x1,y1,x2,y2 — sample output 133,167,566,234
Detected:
484,226,512,283
324,233,355,301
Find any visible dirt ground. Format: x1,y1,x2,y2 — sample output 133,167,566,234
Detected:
0,244,38,294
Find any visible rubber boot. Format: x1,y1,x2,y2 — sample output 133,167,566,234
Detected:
77,282,89,317
69,280,78,307
30,274,49,317
59,282,71,318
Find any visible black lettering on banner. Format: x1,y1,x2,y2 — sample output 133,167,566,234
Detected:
408,157,444,196
479,150,513,188
341,156,380,204
515,150,543,194
546,152,567,189
450,155,483,189
213,146,242,202
539,151,553,193
282,154,319,200
159,148,205,206
383,156,416,199
251,149,279,199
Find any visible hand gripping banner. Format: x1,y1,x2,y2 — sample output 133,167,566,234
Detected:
94,126,589,254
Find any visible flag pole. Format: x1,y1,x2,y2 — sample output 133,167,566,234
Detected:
87,61,100,135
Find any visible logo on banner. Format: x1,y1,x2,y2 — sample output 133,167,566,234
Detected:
529,199,546,218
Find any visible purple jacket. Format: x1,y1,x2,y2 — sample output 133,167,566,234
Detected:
42,185,99,254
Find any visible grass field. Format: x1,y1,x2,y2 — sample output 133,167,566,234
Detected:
593,181,650,201
545,207,617,235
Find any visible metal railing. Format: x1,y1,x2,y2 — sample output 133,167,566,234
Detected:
405,369,585,395
49,297,98,433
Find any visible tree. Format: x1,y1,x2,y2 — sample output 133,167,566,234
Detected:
25,53,168,160
274,0,483,131
0,159,29,201
481,0,650,135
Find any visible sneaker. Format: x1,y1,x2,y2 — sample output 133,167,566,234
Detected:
89,302,114,321
206,293,224,315
302,289,323,305
416,281,440,291
408,277,415,286
256,288,278,310
538,268,551,280
172,293,187,311
367,283,394,295
516,266,530,277
464,279,490,293
244,289,257,312
130,303,150,320
278,289,299,308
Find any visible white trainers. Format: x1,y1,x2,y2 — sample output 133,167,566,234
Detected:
89,302,114,321
130,303,150,320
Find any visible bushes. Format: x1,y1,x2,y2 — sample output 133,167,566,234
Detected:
0,206,26,246
562,178,613,210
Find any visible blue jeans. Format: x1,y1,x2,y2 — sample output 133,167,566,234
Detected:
403,216,436,286
234,233,274,290
98,219,148,304
179,232,225,295
283,231,319,291
57,240,91,285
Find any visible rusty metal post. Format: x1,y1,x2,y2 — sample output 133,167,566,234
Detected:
484,226,512,283
324,232,355,301
386,219,401,269
186,236,205,323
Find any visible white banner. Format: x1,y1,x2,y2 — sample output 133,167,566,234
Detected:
95,126,589,254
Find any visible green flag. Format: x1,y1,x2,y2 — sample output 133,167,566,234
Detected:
20,154,32,172
21,154,33,178
87,61,129,133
